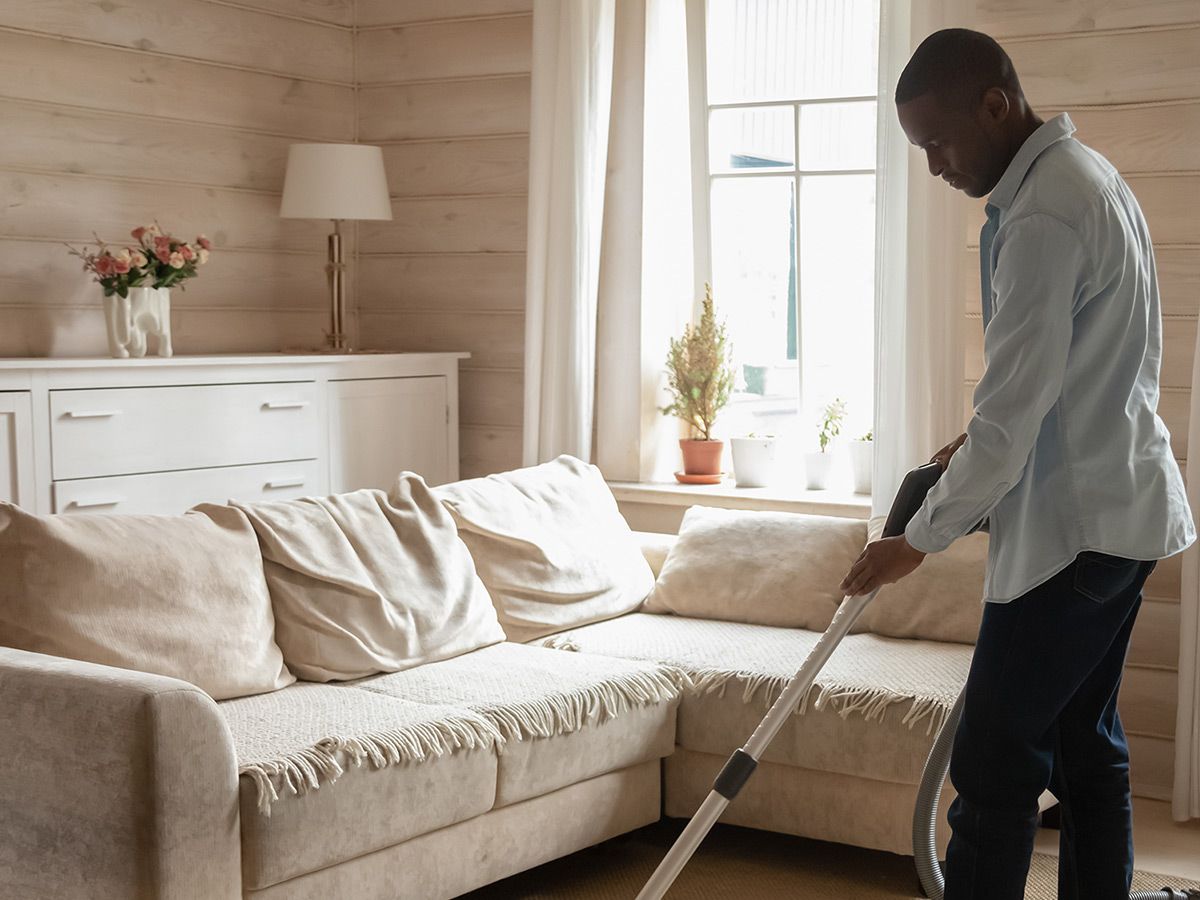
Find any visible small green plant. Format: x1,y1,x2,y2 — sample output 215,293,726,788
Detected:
817,398,847,452
859,430,873,441
661,283,735,441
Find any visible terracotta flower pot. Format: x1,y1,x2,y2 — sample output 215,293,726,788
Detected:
679,439,724,476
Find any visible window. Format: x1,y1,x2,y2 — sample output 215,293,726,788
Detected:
691,0,879,466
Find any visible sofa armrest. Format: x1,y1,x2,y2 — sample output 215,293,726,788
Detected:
0,648,241,900
632,530,676,579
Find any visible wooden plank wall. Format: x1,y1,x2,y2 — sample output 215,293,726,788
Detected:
355,0,532,478
973,0,1200,800
0,0,357,355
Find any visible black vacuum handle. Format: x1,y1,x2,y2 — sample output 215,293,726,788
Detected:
881,462,944,539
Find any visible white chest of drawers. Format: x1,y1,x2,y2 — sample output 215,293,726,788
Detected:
0,352,466,515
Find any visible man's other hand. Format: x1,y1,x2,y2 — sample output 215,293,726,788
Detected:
931,432,968,471
839,535,927,597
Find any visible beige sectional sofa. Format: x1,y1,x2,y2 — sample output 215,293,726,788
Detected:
0,462,984,900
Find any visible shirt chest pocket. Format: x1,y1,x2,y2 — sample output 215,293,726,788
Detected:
1072,550,1143,603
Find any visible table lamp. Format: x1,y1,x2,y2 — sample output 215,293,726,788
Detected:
280,143,393,352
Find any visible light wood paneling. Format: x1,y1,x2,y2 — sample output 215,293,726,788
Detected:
0,239,329,310
357,15,532,84
0,30,355,140
1044,102,1200,174
359,311,524,369
381,137,529,197
0,171,329,252
979,0,1200,38
360,196,527,254
357,0,532,28
1120,665,1179,738
1006,26,1200,106
1,0,353,83
0,99,293,193
358,76,532,141
460,424,523,478
357,253,525,312
1130,598,1182,670
460,368,524,427
1129,733,1175,800
235,0,354,26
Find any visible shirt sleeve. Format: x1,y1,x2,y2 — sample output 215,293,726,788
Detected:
904,213,1084,554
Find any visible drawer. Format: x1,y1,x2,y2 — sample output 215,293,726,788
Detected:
50,382,320,479
53,459,325,515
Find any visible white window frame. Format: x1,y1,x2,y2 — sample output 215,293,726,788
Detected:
684,0,879,423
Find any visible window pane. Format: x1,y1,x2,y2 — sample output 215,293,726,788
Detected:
709,177,800,442
706,0,879,104
798,174,875,445
709,106,794,173
798,101,877,171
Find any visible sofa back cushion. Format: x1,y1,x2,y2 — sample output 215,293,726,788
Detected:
0,502,294,700
641,505,867,631
432,455,654,643
860,516,985,645
236,475,505,682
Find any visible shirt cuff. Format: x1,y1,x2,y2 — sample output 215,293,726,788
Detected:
904,511,954,555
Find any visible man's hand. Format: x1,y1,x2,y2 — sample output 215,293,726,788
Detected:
931,432,968,471
838,535,927,597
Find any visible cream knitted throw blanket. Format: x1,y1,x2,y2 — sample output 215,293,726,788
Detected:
541,613,972,734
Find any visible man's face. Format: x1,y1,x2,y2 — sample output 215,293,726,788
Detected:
896,90,1009,199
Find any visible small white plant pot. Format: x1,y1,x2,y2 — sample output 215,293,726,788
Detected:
848,440,873,494
803,450,833,490
731,437,777,488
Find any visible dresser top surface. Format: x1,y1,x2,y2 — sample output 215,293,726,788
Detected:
0,351,470,370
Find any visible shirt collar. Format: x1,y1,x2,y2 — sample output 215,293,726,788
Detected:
987,112,1076,211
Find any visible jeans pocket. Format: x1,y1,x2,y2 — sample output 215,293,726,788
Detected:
1072,550,1142,603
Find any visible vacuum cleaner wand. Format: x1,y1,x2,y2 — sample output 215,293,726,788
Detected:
634,461,948,900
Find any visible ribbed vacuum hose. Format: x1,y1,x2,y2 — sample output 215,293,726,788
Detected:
913,688,1194,900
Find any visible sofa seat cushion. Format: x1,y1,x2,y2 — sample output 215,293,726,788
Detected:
222,683,501,890
541,613,972,785
345,642,683,806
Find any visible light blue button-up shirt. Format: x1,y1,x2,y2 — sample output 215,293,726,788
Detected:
905,113,1195,603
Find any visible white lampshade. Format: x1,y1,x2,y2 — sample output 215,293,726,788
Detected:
279,143,393,221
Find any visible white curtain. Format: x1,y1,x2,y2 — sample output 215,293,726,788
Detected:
1176,341,1200,820
523,0,617,464
871,0,972,522
525,0,693,475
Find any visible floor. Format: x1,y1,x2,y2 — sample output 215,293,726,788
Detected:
1035,797,1200,881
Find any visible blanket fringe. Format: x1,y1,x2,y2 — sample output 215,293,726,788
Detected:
239,714,503,815
485,666,689,744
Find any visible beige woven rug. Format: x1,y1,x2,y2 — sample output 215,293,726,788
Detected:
463,819,1200,899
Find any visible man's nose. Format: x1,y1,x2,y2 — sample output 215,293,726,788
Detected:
926,151,945,178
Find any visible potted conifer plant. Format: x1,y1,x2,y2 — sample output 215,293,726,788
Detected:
805,397,847,490
662,284,734,483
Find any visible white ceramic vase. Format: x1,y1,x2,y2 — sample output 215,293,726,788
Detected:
848,439,873,494
730,436,777,488
803,450,833,490
104,286,173,358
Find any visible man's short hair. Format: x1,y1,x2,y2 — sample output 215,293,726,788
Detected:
895,28,1022,111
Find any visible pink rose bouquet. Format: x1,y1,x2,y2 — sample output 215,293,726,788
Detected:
67,223,213,298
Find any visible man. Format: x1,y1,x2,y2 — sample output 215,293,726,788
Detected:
838,28,1195,900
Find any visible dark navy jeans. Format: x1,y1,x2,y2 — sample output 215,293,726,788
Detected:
943,549,1157,900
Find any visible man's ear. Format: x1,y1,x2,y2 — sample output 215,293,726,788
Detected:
979,87,1011,127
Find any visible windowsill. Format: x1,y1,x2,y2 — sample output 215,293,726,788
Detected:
607,478,872,520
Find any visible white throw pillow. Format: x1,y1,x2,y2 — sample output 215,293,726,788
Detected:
0,502,294,700
642,505,868,631
236,475,505,682
432,455,655,643
860,516,986,645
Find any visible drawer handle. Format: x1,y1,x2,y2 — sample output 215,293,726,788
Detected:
262,401,310,410
265,478,306,490
69,497,123,509
64,410,121,419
